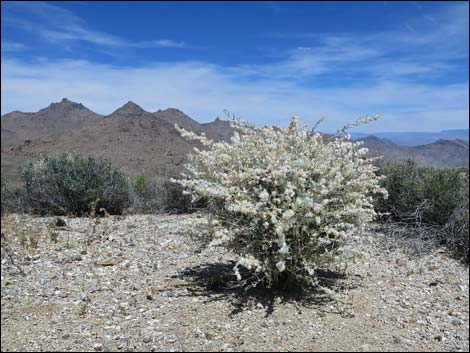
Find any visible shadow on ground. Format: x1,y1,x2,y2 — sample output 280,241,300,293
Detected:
171,261,359,317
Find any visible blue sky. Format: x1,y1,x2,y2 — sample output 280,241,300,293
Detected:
1,1,468,132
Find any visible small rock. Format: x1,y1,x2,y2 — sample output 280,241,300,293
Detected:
119,302,130,311
450,318,462,326
97,259,116,267
143,337,152,343
396,258,407,266
434,334,443,341
62,333,71,339
256,303,264,310
93,343,103,351
55,218,67,227
80,250,88,255
65,254,82,263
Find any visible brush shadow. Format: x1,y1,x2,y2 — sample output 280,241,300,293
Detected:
172,261,358,317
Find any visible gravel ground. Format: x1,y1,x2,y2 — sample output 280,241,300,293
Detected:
1,213,469,352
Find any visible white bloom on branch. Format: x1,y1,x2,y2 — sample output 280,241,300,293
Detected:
173,114,387,288
276,260,286,272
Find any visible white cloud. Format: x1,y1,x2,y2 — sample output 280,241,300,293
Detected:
1,58,468,132
1,41,29,52
1,2,468,132
3,1,188,50
265,2,468,79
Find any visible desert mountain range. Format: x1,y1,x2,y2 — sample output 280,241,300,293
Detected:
1,98,468,183
350,129,469,146
1,99,235,181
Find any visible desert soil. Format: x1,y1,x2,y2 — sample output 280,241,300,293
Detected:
1,213,469,352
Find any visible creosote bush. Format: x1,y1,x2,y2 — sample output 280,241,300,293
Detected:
174,116,387,289
20,153,131,216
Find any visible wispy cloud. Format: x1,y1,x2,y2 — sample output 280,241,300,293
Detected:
1,2,468,132
3,2,189,49
1,41,29,52
131,39,187,49
2,58,468,132
264,2,468,80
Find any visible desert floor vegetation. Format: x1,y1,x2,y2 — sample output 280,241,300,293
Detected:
1,213,468,352
1,116,469,352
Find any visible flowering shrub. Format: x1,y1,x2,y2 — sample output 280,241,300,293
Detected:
174,116,387,288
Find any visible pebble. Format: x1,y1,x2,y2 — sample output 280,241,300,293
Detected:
1,214,468,352
119,302,130,310
450,318,462,326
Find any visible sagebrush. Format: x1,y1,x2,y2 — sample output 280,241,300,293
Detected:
174,116,387,288
20,154,131,216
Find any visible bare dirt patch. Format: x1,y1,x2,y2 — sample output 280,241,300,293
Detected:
1,214,468,352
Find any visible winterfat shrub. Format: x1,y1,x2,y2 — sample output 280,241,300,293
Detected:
174,116,387,288
20,153,131,216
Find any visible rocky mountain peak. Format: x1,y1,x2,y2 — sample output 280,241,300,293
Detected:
47,98,87,111
110,101,146,117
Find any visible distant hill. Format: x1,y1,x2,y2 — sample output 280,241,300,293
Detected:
1,99,467,185
358,136,469,168
351,129,469,146
1,98,103,147
1,99,234,183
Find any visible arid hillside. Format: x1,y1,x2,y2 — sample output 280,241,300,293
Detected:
359,136,469,168
2,99,468,185
1,99,235,182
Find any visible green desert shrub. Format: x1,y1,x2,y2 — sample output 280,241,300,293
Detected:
20,153,131,216
376,160,469,262
155,179,196,212
1,176,11,216
131,174,158,212
174,115,387,289
441,201,469,263
376,160,468,225
131,175,195,213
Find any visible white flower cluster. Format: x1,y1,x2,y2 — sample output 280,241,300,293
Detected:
174,115,387,288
